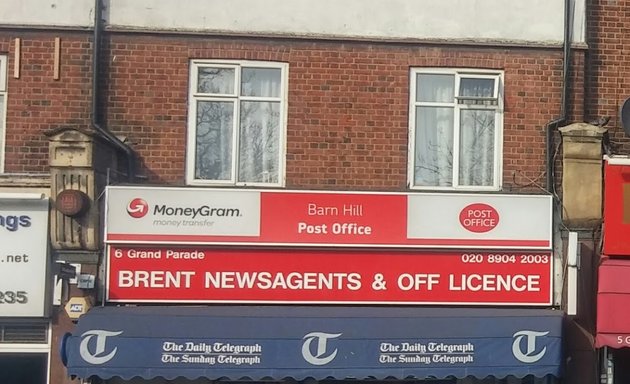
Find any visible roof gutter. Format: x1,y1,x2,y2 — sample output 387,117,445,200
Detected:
91,0,135,182
545,0,572,191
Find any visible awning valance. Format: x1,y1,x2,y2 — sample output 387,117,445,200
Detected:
596,258,630,348
61,306,563,380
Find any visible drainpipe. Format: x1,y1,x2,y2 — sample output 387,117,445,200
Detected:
545,0,572,192
92,0,135,182
546,0,572,313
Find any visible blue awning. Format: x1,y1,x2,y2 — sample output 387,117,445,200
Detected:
61,306,563,381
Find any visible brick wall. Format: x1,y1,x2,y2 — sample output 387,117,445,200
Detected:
586,0,630,153
0,31,584,191
0,32,92,173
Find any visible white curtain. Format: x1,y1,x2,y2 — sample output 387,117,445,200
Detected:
0,94,4,148
195,100,234,180
415,74,455,187
238,68,281,183
195,67,236,180
459,109,494,186
416,106,454,186
458,79,495,186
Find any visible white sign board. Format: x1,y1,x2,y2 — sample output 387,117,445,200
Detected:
407,193,553,248
105,186,552,249
0,194,50,317
106,187,261,240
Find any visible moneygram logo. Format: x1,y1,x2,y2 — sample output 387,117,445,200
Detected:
127,198,149,218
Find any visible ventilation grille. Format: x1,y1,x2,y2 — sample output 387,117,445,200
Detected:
0,323,48,344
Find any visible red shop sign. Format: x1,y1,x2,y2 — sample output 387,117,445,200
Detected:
106,246,552,305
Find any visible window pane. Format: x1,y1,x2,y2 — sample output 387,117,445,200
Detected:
197,67,235,94
0,95,4,162
459,109,495,186
238,101,280,183
459,78,495,97
414,106,454,186
416,74,454,102
195,101,234,180
0,95,3,132
241,68,281,97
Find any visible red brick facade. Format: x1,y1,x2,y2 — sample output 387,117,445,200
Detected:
0,28,591,384
0,31,585,192
586,0,630,152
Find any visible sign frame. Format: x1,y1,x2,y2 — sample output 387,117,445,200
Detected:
105,245,553,306
0,193,51,317
104,186,553,250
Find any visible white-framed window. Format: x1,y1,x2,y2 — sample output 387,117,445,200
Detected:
0,55,7,173
187,60,288,186
0,321,51,384
409,68,504,190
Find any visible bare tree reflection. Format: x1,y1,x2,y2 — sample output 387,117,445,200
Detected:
416,109,494,187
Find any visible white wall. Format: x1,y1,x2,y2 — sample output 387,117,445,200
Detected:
0,0,586,45
7,1,94,28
